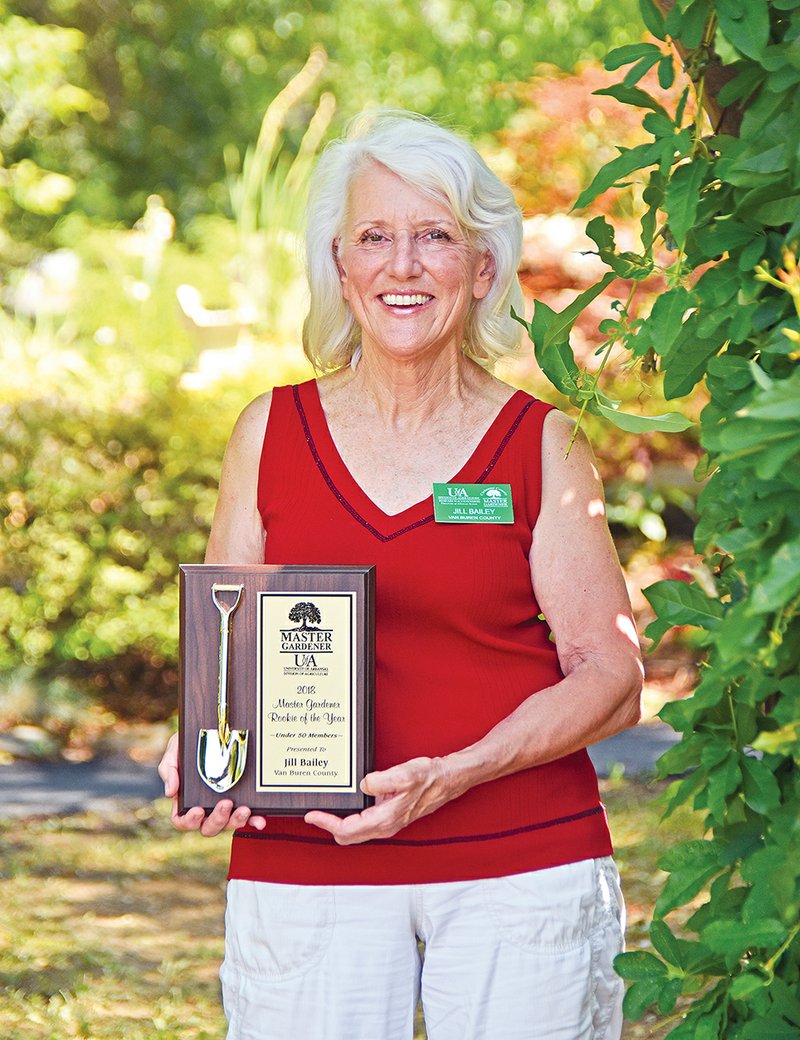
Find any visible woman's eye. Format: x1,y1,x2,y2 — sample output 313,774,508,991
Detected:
425,228,451,241
360,231,385,243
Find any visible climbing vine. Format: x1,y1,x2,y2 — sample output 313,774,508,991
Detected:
516,0,800,1035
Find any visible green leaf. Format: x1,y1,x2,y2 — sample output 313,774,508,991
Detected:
675,87,690,128
603,42,663,71
593,84,670,120
740,755,782,814
693,221,758,260
643,579,723,630
735,145,788,176
670,1008,725,1040
740,1019,800,1040
749,535,800,614
638,0,667,39
529,300,558,350
706,754,742,822
742,847,797,924
656,839,722,917
644,614,672,650
623,53,663,88
718,64,765,108
613,950,668,981
657,55,674,89
730,972,769,999
643,111,678,141
542,273,616,350
666,0,712,48
656,864,720,919
717,419,796,455
770,977,800,1028
665,159,709,246
702,917,786,957
661,772,705,817
585,215,616,253
657,977,683,1015
640,170,665,252
648,285,691,358
593,400,694,434
607,251,654,279
510,305,531,338
658,839,721,876
741,371,800,421
574,141,663,210
622,978,666,1020
657,732,705,777
753,195,800,226
648,920,722,975
536,339,581,398
691,261,744,307
716,0,770,60
513,299,557,351
663,333,720,398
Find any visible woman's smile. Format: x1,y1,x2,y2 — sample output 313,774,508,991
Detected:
379,293,434,309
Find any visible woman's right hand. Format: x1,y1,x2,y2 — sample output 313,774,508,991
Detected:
158,732,266,836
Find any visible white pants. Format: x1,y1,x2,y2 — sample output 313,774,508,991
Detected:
220,857,625,1040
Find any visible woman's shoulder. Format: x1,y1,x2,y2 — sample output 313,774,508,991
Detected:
236,389,273,431
223,391,274,468
539,409,602,504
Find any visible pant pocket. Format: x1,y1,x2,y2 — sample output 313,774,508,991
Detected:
222,879,336,982
481,859,597,954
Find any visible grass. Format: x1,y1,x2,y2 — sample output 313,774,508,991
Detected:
0,779,703,1039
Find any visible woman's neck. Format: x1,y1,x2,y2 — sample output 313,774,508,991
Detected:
347,346,488,432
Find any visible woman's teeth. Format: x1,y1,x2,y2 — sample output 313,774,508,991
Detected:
381,294,432,306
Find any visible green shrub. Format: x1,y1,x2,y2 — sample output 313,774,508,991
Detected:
1,387,227,723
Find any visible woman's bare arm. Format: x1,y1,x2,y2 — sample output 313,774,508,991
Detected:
452,409,643,775
158,393,272,835
306,409,643,843
204,392,271,566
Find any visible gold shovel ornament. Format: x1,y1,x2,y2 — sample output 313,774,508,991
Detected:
197,583,248,793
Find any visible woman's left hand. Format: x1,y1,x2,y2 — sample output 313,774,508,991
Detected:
304,756,457,844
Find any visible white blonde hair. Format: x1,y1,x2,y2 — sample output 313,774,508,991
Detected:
302,110,524,372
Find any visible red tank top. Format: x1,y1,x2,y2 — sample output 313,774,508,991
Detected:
228,379,612,884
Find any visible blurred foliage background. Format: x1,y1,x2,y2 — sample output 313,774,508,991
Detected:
2,0,643,234
0,0,700,753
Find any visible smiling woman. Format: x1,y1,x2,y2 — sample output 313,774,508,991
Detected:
159,111,643,1040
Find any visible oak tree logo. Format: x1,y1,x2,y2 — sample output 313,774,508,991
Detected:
280,601,333,659
287,601,322,629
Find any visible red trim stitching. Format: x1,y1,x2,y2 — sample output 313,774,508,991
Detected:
292,385,535,542
235,804,604,847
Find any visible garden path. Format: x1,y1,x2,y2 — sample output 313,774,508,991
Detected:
0,722,679,820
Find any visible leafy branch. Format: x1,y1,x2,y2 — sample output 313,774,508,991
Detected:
521,0,800,1035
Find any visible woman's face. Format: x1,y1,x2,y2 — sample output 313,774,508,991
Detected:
335,162,493,364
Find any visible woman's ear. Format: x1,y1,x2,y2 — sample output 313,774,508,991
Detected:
472,250,495,300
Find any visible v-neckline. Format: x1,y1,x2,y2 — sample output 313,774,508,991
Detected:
291,382,532,544
293,380,532,540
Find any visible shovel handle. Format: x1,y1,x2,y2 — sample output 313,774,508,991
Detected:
211,583,243,744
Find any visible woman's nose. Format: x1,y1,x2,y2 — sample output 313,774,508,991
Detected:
386,232,423,278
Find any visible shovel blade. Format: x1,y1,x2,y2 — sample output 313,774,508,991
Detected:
197,728,249,793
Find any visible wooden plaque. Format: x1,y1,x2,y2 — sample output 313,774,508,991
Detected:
179,564,375,815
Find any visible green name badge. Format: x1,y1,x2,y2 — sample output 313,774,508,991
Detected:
432,483,514,524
